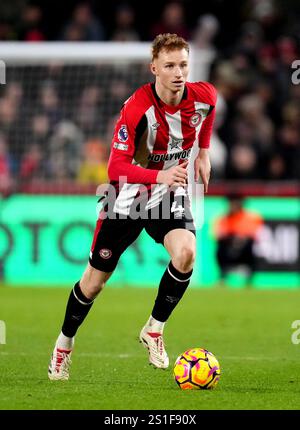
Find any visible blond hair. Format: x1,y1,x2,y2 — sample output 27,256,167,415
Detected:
151,33,189,61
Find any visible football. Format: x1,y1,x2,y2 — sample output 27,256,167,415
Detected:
174,348,221,390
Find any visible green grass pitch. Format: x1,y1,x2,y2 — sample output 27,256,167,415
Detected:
1,285,300,410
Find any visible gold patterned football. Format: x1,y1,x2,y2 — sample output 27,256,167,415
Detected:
174,348,221,390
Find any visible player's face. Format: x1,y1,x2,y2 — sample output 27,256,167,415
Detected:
151,48,189,93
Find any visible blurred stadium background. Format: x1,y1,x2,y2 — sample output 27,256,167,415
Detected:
0,0,299,289
0,0,300,412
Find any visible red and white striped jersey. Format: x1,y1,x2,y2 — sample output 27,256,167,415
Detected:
107,81,217,213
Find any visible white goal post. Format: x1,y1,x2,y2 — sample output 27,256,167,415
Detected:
0,42,214,79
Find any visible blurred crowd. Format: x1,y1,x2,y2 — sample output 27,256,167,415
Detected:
0,0,299,190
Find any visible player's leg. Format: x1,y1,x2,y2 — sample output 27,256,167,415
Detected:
140,228,195,369
57,264,112,349
147,228,195,331
48,264,112,381
48,215,143,380
141,187,196,365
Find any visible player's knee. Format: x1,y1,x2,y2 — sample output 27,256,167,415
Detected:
90,281,105,297
173,245,195,272
80,265,107,300
80,279,105,300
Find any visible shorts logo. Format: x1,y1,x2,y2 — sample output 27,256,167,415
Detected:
118,125,128,142
189,113,202,127
99,248,112,259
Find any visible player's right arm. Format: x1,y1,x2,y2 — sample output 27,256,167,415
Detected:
107,95,187,186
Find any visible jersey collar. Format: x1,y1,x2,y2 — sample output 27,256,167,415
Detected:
151,83,188,112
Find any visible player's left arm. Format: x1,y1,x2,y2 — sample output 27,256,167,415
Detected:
194,82,217,193
194,147,212,194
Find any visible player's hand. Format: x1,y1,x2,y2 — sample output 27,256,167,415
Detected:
156,160,188,186
194,149,211,193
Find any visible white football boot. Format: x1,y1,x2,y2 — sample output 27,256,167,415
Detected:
48,346,72,380
139,326,169,369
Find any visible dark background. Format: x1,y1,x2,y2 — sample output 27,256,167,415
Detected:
1,0,300,44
